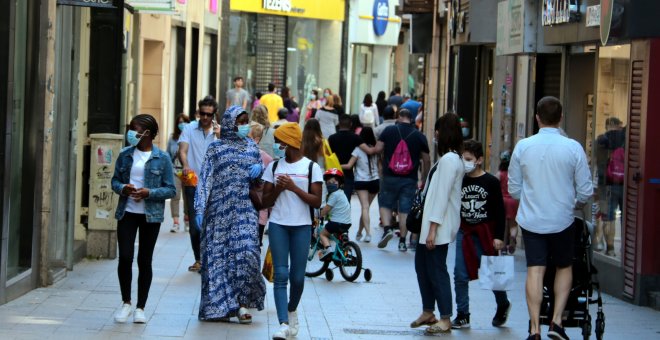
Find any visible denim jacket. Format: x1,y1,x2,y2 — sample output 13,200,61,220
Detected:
111,146,176,223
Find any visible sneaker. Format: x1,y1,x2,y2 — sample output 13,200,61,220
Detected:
398,238,407,252
272,323,291,340
170,223,179,233
492,300,511,327
114,303,132,323
288,311,299,336
378,228,394,248
548,322,570,340
451,312,470,329
320,247,333,261
133,308,147,323
363,235,371,243
356,233,363,242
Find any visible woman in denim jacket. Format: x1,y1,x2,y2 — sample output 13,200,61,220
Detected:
111,114,176,324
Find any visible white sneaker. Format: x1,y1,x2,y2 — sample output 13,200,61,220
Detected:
364,235,371,243
114,303,132,323
288,311,299,336
133,308,147,323
356,233,363,242
170,223,179,233
272,323,291,339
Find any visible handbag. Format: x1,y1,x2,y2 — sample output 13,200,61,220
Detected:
406,163,438,234
478,255,515,291
262,246,274,283
322,139,341,171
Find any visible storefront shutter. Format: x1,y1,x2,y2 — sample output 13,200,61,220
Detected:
256,15,287,92
623,60,644,299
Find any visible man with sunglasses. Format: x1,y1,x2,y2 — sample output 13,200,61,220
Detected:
178,96,220,272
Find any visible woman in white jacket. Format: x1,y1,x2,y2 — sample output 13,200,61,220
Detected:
410,113,464,333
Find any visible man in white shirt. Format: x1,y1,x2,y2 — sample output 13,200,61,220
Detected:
508,96,593,340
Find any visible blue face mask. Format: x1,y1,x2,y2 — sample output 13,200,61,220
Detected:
273,143,286,158
178,122,187,132
236,124,250,139
326,183,339,193
126,130,146,146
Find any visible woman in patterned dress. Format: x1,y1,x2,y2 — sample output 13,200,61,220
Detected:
195,106,266,323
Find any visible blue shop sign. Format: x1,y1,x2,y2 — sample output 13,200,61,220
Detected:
372,0,388,36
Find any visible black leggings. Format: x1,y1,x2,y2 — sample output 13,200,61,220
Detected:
117,212,161,309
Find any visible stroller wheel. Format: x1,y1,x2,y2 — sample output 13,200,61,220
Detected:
595,313,605,340
582,322,592,340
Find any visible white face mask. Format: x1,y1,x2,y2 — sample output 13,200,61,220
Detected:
463,160,476,174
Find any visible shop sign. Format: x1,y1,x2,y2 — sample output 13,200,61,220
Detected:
372,0,388,36
230,0,345,21
542,0,580,26
496,0,525,55
263,0,291,13
600,0,613,46
586,5,600,27
57,0,118,8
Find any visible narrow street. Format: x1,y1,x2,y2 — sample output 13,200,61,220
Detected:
0,197,658,339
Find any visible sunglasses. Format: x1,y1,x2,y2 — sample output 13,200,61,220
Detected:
199,112,215,117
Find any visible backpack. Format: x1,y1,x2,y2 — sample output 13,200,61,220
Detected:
606,147,625,184
361,106,376,125
388,127,416,175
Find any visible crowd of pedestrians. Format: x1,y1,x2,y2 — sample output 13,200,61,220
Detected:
111,79,592,340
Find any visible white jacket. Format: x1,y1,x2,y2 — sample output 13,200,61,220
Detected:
418,152,464,245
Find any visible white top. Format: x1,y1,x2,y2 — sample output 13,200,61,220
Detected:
359,104,380,127
178,121,217,175
418,152,464,245
508,128,593,234
351,147,379,182
262,157,324,226
326,190,352,224
125,149,152,214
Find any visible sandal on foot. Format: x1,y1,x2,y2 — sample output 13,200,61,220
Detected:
238,307,252,324
426,319,452,333
410,314,437,328
188,261,201,272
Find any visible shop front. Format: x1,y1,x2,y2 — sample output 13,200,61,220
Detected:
224,0,345,109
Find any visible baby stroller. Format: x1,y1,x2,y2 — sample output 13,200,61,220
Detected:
538,216,605,340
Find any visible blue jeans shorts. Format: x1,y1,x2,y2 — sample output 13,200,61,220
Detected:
378,176,417,214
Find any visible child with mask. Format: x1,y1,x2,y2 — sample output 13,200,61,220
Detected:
318,168,352,260
451,139,510,330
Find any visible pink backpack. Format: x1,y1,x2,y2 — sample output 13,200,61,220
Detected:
606,147,625,184
388,127,416,175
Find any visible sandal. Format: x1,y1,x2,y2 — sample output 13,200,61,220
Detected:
410,313,437,328
188,261,201,272
426,319,452,333
238,307,252,324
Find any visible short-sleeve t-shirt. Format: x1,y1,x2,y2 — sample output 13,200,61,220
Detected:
328,130,364,179
262,157,323,226
125,149,152,214
351,147,379,182
378,122,430,180
326,190,352,224
226,88,250,108
260,93,284,123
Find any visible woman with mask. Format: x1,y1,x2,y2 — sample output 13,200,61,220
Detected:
195,106,267,323
167,113,190,232
262,122,323,339
315,94,339,138
412,113,464,333
111,114,176,324
305,89,321,121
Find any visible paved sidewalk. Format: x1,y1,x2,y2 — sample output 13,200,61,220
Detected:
1,197,659,339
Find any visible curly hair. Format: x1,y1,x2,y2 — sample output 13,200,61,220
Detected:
250,104,270,128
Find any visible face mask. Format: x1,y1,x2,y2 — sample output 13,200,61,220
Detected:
326,183,339,193
324,92,330,97
462,127,470,137
178,122,187,131
309,94,316,100
126,130,147,147
463,160,476,174
273,143,286,158
236,124,250,139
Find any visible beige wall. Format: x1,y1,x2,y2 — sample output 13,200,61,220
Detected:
317,20,343,94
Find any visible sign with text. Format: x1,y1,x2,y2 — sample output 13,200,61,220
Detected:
586,5,600,27
372,0,389,36
263,0,291,13
542,0,580,26
57,0,118,8
496,0,524,55
231,0,345,21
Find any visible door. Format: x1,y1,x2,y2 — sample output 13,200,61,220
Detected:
350,45,373,115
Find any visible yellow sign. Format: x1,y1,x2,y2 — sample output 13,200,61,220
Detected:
230,0,345,21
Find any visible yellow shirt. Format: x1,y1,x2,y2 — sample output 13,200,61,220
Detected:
260,93,284,123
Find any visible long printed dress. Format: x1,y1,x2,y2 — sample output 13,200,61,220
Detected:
195,106,266,320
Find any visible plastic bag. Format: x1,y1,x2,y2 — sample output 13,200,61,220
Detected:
322,139,341,171
478,255,515,291
262,246,274,283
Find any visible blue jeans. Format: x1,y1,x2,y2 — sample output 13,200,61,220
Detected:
454,229,508,314
184,186,200,261
415,244,452,318
268,222,311,324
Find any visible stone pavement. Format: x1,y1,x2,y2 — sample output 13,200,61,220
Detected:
1,197,659,339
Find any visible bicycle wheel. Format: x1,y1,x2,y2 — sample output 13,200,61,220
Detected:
339,241,362,282
305,241,330,277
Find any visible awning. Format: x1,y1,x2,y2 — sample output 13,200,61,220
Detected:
124,0,177,14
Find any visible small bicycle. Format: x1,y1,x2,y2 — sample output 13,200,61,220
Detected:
305,219,372,282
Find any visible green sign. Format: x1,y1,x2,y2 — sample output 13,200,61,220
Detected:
600,0,613,46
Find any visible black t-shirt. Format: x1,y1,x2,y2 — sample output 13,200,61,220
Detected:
378,122,429,180
328,130,364,179
460,173,506,240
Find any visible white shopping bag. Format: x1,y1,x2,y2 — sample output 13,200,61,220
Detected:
478,255,515,291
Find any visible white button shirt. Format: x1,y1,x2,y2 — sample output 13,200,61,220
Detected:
508,128,593,234
178,121,217,176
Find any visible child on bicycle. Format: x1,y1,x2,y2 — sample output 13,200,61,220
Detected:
319,168,352,260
